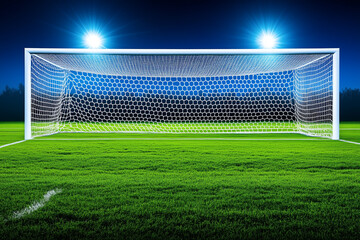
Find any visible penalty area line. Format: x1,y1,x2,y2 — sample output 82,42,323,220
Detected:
0,140,27,149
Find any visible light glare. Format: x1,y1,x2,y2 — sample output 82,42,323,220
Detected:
84,32,103,49
259,32,277,49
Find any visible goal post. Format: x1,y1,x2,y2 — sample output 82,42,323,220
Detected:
24,49,32,140
332,50,340,140
24,48,340,140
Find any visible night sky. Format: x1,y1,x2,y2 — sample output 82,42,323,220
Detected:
0,0,359,91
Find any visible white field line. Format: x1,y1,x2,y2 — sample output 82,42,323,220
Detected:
10,189,62,220
0,140,27,149
339,139,360,145
33,138,330,141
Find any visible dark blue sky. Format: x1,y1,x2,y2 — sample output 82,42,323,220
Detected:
0,0,359,91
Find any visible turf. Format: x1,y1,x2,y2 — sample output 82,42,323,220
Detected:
338,122,360,143
0,122,24,146
0,122,359,239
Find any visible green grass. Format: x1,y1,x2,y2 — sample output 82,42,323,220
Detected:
0,122,24,146
0,122,359,239
338,122,360,143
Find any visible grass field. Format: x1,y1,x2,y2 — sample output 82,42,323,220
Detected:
0,122,359,239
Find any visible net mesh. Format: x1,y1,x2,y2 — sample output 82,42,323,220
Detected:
30,53,333,138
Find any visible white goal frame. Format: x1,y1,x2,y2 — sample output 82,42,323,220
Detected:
24,48,340,140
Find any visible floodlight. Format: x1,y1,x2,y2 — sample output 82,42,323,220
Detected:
84,32,103,49
259,32,277,49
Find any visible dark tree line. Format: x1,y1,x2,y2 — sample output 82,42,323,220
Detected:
0,84,359,121
0,84,24,121
340,88,360,121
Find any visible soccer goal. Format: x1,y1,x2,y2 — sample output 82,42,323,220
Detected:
24,48,339,140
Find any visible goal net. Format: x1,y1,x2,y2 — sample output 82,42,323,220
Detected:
25,49,339,139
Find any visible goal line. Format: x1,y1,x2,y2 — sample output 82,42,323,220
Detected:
2,138,360,149
32,138,331,141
